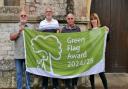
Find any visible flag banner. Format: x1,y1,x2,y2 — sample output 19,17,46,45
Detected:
23,27,108,79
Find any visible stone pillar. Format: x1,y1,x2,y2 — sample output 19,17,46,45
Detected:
20,0,25,8
0,0,4,6
74,0,91,19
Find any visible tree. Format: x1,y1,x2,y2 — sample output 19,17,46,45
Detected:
31,34,62,74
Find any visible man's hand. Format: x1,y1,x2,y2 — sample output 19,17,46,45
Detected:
10,25,25,41
19,24,24,33
10,32,20,41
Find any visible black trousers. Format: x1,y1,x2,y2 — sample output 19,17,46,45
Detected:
89,72,108,89
42,76,59,89
65,77,79,88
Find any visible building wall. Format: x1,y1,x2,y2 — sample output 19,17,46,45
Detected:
0,0,4,6
0,0,91,88
0,23,16,88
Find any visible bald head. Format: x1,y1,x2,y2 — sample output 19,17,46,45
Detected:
66,13,75,19
20,10,27,15
19,9,28,24
66,13,75,26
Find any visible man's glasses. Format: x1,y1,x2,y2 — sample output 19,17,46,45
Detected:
67,18,74,20
20,15,27,17
46,11,52,13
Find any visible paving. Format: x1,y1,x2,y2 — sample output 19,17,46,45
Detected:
80,73,128,89
0,73,128,89
38,73,128,89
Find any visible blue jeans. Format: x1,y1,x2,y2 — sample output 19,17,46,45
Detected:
15,59,30,89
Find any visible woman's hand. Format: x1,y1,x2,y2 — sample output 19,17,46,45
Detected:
104,26,109,32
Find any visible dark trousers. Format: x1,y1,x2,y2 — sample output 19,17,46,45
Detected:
65,79,72,88
65,77,79,88
72,78,79,86
89,72,108,89
42,76,59,89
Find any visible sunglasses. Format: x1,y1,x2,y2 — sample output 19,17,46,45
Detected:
20,15,27,17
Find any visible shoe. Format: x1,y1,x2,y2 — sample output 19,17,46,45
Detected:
72,86,78,89
42,87,47,89
53,86,60,89
65,87,72,89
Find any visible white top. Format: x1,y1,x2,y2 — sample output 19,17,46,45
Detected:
92,27,98,30
39,18,59,31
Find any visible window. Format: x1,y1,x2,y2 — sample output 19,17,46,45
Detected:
4,0,20,6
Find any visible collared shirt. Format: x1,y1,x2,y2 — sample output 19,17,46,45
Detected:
14,23,33,59
92,27,98,30
39,18,59,32
61,25,81,33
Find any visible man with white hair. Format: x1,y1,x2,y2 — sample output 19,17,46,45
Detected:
61,13,81,89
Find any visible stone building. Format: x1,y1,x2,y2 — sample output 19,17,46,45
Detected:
0,0,91,88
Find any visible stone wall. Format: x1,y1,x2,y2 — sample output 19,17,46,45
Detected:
0,0,91,88
0,23,16,88
0,0,91,22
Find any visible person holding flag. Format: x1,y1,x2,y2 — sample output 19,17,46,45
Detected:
61,13,81,89
89,13,109,89
10,9,33,89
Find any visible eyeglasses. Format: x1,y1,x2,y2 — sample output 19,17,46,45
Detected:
20,15,27,17
46,11,52,12
67,18,74,20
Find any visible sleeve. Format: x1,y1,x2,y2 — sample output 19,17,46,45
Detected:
61,27,65,33
55,20,60,29
77,26,81,32
39,21,44,31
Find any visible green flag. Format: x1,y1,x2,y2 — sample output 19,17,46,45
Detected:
23,27,108,79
